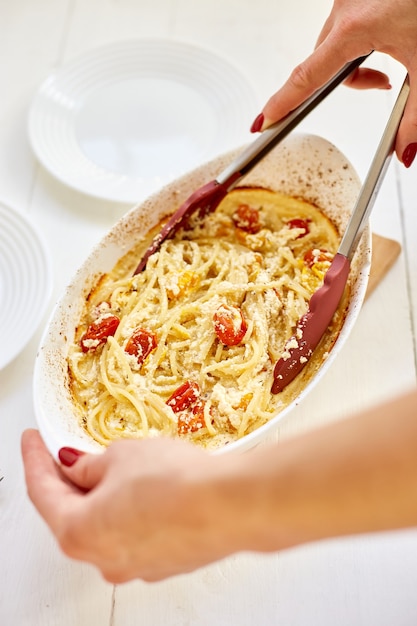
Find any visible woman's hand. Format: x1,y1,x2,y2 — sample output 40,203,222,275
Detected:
251,0,417,166
21,389,417,583
21,430,249,583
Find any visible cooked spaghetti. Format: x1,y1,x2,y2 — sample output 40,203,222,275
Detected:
68,188,346,449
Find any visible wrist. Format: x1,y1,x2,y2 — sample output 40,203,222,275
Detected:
182,448,288,555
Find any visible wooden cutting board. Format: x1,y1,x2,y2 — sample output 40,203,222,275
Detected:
365,233,402,300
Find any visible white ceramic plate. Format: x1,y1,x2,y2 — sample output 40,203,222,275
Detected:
0,202,52,370
28,39,258,204
34,134,371,458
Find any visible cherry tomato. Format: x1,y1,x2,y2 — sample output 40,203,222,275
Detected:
125,328,157,365
166,381,206,435
232,204,261,234
303,248,333,268
177,401,206,435
213,304,247,346
166,381,200,413
287,218,310,238
80,315,120,353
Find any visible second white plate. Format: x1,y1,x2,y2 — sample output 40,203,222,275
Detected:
28,39,259,204
0,202,52,370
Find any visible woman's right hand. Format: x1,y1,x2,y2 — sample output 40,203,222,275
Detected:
251,0,417,167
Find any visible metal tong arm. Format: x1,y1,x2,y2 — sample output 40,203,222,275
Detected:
217,54,371,189
135,55,371,274
271,73,410,394
339,73,410,259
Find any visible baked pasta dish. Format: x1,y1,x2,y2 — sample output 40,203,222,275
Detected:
68,187,347,450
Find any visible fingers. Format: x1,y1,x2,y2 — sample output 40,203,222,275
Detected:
395,74,417,166
21,429,80,532
21,429,105,520
254,60,390,132
21,430,109,560
255,39,368,130
344,67,391,90
58,446,108,491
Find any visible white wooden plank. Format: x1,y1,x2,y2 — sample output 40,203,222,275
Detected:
1,0,416,624
397,165,417,363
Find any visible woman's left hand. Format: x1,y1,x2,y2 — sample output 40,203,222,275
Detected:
21,429,247,583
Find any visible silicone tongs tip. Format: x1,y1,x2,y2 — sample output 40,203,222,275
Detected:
134,172,243,275
271,253,351,393
272,72,409,393
133,180,227,275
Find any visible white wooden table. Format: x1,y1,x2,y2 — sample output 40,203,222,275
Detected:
1,1,416,624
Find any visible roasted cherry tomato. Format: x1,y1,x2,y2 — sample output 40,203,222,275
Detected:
125,328,157,365
167,381,206,435
287,218,310,238
303,248,333,268
213,304,247,346
80,314,120,353
166,381,200,413
177,401,206,435
232,204,261,234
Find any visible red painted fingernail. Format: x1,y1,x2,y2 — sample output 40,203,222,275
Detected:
402,143,417,168
58,447,84,467
250,113,264,133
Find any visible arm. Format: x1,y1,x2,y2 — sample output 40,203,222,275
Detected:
22,387,417,582
251,0,417,166
243,387,417,548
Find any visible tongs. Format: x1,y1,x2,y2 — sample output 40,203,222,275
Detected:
134,54,371,274
272,73,409,393
133,55,409,395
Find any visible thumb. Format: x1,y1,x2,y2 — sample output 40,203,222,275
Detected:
58,446,107,491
